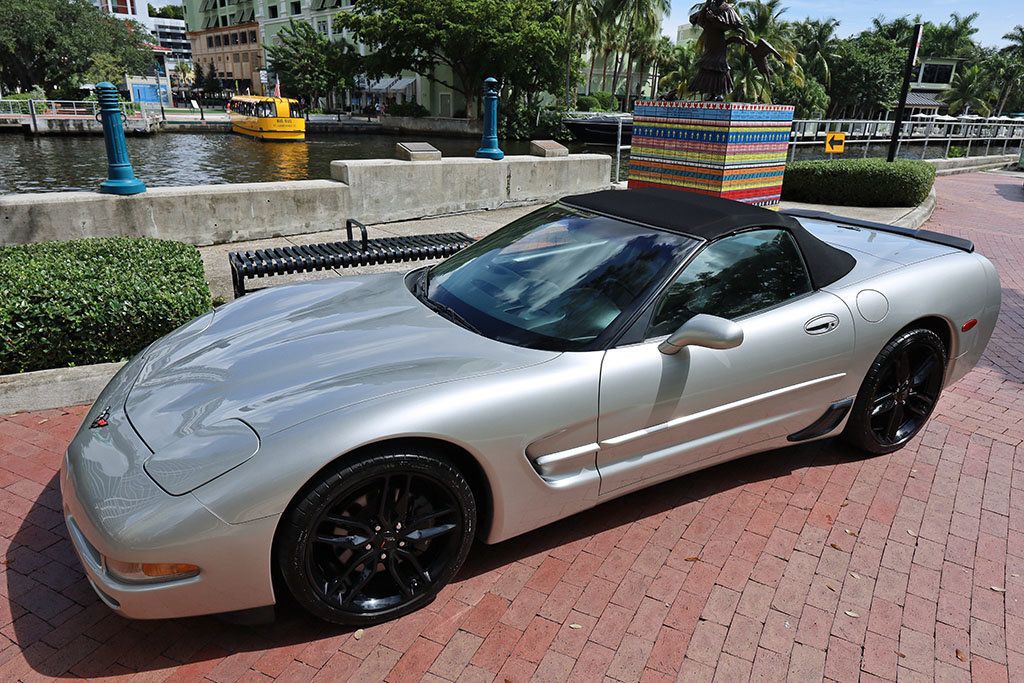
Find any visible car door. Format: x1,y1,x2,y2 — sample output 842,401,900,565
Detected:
596,228,856,495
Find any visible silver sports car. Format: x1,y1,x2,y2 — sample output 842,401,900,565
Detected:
61,188,1000,626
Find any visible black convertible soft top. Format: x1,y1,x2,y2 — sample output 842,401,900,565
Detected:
561,187,857,289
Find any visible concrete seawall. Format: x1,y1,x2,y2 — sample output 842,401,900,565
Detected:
0,153,611,247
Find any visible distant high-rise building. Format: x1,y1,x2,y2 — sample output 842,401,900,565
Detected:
94,0,192,65
676,23,700,46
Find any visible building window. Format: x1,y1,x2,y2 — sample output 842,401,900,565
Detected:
242,53,249,62
207,36,213,48
290,1,301,15
214,35,221,47
268,5,278,18
231,33,239,45
249,30,257,42
240,31,248,44
233,54,240,62
921,63,955,85
317,20,328,34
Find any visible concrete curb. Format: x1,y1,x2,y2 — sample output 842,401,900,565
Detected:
891,187,937,229
0,362,124,415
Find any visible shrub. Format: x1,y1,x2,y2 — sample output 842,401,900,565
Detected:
576,95,602,112
591,90,616,110
386,101,430,118
781,158,936,207
0,237,212,374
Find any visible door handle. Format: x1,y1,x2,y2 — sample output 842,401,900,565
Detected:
805,314,840,335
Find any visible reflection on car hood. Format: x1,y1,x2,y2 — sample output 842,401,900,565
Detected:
126,272,557,451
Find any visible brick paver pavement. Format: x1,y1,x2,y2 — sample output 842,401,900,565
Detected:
0,171,1022,681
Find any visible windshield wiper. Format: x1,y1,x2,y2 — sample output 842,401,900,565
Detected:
414,268,481,334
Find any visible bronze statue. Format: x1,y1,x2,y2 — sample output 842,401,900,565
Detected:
688,0,782,100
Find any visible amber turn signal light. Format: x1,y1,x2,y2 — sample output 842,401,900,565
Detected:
104,558,200,583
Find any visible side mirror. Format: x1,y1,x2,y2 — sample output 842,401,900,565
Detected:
659,314,744,355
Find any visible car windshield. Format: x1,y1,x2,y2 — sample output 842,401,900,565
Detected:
416,204,699,350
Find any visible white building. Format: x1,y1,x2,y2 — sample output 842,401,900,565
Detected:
94,1,193,67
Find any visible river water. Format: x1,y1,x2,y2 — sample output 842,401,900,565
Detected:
0,133,610,194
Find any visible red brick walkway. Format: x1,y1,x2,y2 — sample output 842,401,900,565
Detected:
1,172,1022,682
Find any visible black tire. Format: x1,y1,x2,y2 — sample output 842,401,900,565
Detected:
277,446,476,626
843,327,947,455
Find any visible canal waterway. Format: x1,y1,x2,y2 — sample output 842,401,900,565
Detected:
1,133,611,194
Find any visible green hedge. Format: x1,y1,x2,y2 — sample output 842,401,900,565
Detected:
781,159,936,207
0,237,212,374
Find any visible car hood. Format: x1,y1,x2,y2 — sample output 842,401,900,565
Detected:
126,272,558,452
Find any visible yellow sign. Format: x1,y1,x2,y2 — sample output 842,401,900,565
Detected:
825,132,846,154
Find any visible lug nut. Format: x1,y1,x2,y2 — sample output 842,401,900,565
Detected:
365,543,372,550
399,541,406,547
396,522,402,529
380,553,387,559
374,525,381,532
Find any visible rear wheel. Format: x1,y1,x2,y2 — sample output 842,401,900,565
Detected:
843,328,946,455
277,447,476,625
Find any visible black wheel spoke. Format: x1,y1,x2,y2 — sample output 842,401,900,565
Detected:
911,356,937,387
906,392,934,417
314,532,370,549
324,515,372,533
335,549,375,587
395,474,413,524
397,548,431,583
404,523,457,542
409,507,454,529
871,392,897,417
377,475,391,518
341,563,378,606
895,351,912,384
885,404,905,441
387,555,413,598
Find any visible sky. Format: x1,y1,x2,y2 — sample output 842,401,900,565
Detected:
665,0,1022,47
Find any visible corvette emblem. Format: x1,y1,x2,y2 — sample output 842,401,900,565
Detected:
90,407,111,429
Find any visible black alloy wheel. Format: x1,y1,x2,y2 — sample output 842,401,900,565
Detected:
278,449,476,625
844,328,947,455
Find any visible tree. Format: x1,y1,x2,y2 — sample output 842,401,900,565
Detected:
1004,25,1024,62
205,62,219,93
266,20,358,107
923,12,979,59
827,34,905,118
772,76,829,118
733,0,804,104
659,42,697,99
619,0,670,108
0,0,152,96
148,3,184,20
943,64,995,116
339,0,567,118
193,61,206,92
792,17,839,89
174,61,194,89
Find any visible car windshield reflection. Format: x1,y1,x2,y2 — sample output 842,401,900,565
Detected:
415,204,699,351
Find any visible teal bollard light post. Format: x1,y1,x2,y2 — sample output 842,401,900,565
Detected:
96,82,146,195
475,77,504,160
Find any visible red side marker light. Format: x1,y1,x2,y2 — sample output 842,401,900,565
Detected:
962,319,978,332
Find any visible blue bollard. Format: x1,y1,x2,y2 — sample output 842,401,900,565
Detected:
475,77,504,160
96,82,146,195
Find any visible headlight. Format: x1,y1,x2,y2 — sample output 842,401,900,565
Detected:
104,558,200,584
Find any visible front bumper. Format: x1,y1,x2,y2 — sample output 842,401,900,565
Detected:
60,361,278,619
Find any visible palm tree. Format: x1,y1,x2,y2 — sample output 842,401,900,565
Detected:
943,64,995,116
173,61,194,89
735,0,803,102
609,0,668,106
659,42,697,99
925,12,979,58
792,17,839,88
560,0,593,107
1003,25,1024,62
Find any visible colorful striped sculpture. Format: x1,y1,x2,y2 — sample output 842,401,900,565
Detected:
629,101,794,207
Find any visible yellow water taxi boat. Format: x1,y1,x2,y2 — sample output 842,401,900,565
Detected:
228,96,306,141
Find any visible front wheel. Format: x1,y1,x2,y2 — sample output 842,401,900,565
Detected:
277,447,476,625
843,328,947,455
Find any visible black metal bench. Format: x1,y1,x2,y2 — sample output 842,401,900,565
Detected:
228,219,474,298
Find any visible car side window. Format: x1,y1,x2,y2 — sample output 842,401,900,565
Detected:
647,229,813,338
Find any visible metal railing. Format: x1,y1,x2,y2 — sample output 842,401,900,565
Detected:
788,117,1024,160
0,99,150,120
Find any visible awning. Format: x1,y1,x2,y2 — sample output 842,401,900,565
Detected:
905,91,945,109
362,76,417,93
